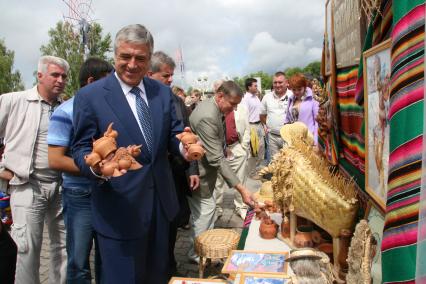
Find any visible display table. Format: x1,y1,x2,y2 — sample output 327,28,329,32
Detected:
234,209,294,279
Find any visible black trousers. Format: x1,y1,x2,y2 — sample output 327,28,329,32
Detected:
0,221,17,284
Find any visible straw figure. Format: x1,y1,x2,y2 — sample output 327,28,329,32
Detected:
259,123,358,268
346,220,376,284
287,248,335,284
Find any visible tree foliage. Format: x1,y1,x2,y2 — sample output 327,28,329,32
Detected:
233,71,274,93
40,21,112,98
0,39,24,94
232,61,321,94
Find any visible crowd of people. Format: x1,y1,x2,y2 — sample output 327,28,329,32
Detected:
0,23,319,284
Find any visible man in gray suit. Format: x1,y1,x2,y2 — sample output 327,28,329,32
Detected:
187,80,255,262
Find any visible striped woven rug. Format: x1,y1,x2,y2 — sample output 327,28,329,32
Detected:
382,2,424,283
337,66,365,190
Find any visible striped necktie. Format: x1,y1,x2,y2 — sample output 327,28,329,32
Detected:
130,86,153,154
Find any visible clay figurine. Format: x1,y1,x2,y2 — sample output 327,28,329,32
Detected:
176,131,205,160
84,123,143,177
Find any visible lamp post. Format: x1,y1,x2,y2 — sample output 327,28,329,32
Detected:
197,76,209,99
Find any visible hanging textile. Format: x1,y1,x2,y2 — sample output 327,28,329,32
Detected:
336,66,365,190
382,2,424,283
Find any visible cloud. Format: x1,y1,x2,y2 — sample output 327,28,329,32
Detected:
0,0,325,90
245,32,322,73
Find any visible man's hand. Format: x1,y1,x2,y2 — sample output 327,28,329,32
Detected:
235,183,256,207
241,189,256,207
189,175,200,191
0,169,13,181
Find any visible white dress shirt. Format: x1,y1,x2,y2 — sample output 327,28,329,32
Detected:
114,72,150,142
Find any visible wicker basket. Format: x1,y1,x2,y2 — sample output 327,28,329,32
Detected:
195,229,240,259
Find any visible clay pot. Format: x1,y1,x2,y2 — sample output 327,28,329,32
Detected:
93,136,117,159
187,144,205,160
316,242,333,263
338,229,352,275
312,230,322,244
85,152,101,167
176,132,198,145
259,217,278,239
294,225,314,248
281,215,290,238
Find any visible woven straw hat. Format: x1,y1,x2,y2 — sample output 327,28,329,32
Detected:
253,181,274,202
280,121,314,146
287,248,323,261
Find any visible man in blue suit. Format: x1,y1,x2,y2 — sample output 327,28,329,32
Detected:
71,24,190,283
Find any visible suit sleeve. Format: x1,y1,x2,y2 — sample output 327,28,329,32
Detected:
167,89,184,156
71,90,100,179
192,117,240,188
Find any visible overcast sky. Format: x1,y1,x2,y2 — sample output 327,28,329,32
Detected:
0,0,324,90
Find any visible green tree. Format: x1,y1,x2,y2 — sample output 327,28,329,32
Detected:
302,61,321,79
284,66,303,78
233,71,273,94
40,21,112,98
0,39,24,94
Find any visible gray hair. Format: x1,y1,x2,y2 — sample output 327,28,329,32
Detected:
37,55,70,74
213,79,225,93
114,24,154,55
150,51,175,72
216,80,243,98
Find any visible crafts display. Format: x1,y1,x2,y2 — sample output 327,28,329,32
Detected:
84,123,142,177
168,277,227,284
239,273,290,284
259,216,279,239
346,220,375,284
287,248,335,284
260,123,358,239
176,131,205,160
222,250,288,274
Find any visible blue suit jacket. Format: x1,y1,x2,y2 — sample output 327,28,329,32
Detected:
72,74,183,239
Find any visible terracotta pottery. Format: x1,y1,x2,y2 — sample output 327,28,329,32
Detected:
129,160,143,170
338,229,352,275
100,161,119,177
259,216,278,239
281,215,290,238
104,123,118,138
93,136,117,159
316,242,333,263
118,158,132,170
85,152,101,167
294,225,314,248
127,145,142,157
311,230,322,244
176,132,198,145
187,144,205,160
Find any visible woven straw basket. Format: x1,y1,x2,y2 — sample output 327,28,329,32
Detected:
195,229,240,259
265,123,358,238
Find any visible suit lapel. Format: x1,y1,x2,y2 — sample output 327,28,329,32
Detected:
143,77,162,158
103,74,151,161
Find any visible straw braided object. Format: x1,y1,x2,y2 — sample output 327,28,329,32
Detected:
262,124,358,238
195,229,240,259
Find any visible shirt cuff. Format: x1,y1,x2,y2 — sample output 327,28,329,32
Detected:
179,142,185,158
